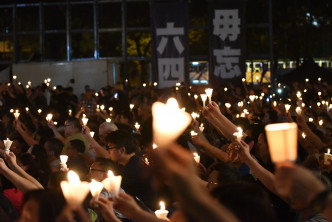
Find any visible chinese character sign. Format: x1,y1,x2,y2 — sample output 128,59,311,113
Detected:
151,1,189,88
209,1,245,83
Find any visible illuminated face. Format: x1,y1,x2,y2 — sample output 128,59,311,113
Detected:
107,142,122,163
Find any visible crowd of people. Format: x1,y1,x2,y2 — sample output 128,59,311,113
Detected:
0,76,332,222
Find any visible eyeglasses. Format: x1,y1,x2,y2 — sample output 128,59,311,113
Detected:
106,145,120,151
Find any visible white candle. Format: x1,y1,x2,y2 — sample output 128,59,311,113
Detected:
145,157,149,166
324,149,332,165
152,98,191,147
225,103,231,109
46,113,53,122
233,127,243,141
60,155,68,171
249,95,255,102
285,104,291,113
296,91,301,98
302,132,306,139
317,102,321,107
100,105,105,111
89,179,104,201
54,122,58,126
265,123,298,163
199,123,204,132
82,117,88,127
3,138,13,155
190,131,198,137
319,120,323,126
25,107,29,112
200,94,207,108
154,82,158,87
193,153,200,164
61,171,90,206
143,83,146,87
14,110,20,120
155,201,169,220
13,75,17,80
134,122,140,131
109,107,113,112
130,104,134,111
38,109,42,114
90,131,95,138
309,117,313,122
102,170,122,197
191,112,198,120
205,88,213,104
295,107,301,115
106,118,111,123
153,143,158,149
95,93,99,97
68,109,72,116
194,94,198,100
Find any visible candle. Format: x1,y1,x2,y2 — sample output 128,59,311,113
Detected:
153,143,158,149
46,113,53,122
53,86,56,90
152,98,191,147
54,122,58,126
233,127,243,141
309,117,313,122
249,95,255,102
14,110,20,120
238,101,243,108
175,87,179,91
89,179,104,201
3,138,13,155
265,122,298,163
60,171,90,206
190,130,198,136
102,170,122,197
90,131,95,138
188,93,191,96
296,91,301,98
155,201,169,220
143,83,146,87
317,102,321,107
200,94,207,108
154,82,158,87
285,104,291,113
205,88,213,104
69,109,72,116
305,78,309,82
193,153,200,164
191,112,198,120
130,104,134,111
60,155,68,171
106,118,111,123
47,78,51,82
273,101,277,107
295,107,301,115
194,94,198,100
301,103,305,108
95,93,99,97
324,149,332,165
25,107,29,112
242,78,245,82
224,87,228,92
199,123,204,132
109,107,113,112
319,120,323,126
13,75,17,80
82,117,88,127
318,92,322,96
134,122,140,131
145,157,149,165
176,82,181,87
38,109,42,114
302,132,306,139
180,107,186,112
100,105,105,111
318,77,321,82
225,103,231,109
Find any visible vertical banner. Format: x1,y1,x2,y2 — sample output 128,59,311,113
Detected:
151,1,189,88
208,0,245,86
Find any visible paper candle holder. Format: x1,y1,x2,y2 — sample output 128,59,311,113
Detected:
265,122,298,163
102,170,122,197
152,98,191,147
155,201,169,220
89,179,104,201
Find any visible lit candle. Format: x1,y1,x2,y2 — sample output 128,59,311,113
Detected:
242,78,245,82
296,91,301,99
100,105,105,111
302,132,306,139
38,109,42,114
13,75,17,80
238,101,243,108
134,122,140,131
130,104,134,111
3,138,13,155
233,127,243,141
106,118,111,123
90,131,95,138
69,109,72,116
60,171,90,206
188,93,191,96
319,120,323,126
305,78,309,82
190,130,198,137
309,117,313,122
95,93,99,97
194,94,198,100
205,88,213,104
47,78,51,82
89,179,104,201
265,123,298,163
143,83,146,87
318,92,322,96
295,107,301,115
318,77,321,82
153,143,158,149
175,87,179,91
199,123,204,132
285,104,291,113
109,107,113,112
301,103,305,108
96,105,100,112
249,95,255,102
317,102,321,107
46,113,53,122
225,103,231,109
180,107,186,112
324,149,332,165
154,82,158,87
152,98,191,147
155,201,169,220
273,101,277,107
60,155,68,171
53,86,56,90
200,94,207,108
54,122,58,126
14,110,20,120
193,153,200,164
102,170,122,197
224,87,228,92
25,107,29,112
191,112,198,120
82,117,88,127
145,157,149,166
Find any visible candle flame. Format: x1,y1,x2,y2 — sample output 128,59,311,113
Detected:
160,201,165,211
108,170,114,178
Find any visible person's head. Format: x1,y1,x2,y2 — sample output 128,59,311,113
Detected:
67,139,85,157
98,122,118,144
44,138,63,160
104,130,137,164
19,189,65,222
89,158,115,182
115,110,132,125
211,183,276,222
207,162,241,191
64,117,82,137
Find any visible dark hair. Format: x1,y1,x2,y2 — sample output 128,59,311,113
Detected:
66,117,82,131
45,138,63,158
116,110,133,123
208,162,241,186
69,139,85,154
105,130,137,154
211,183,277,222
22,189,65,222
93,158,119,174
